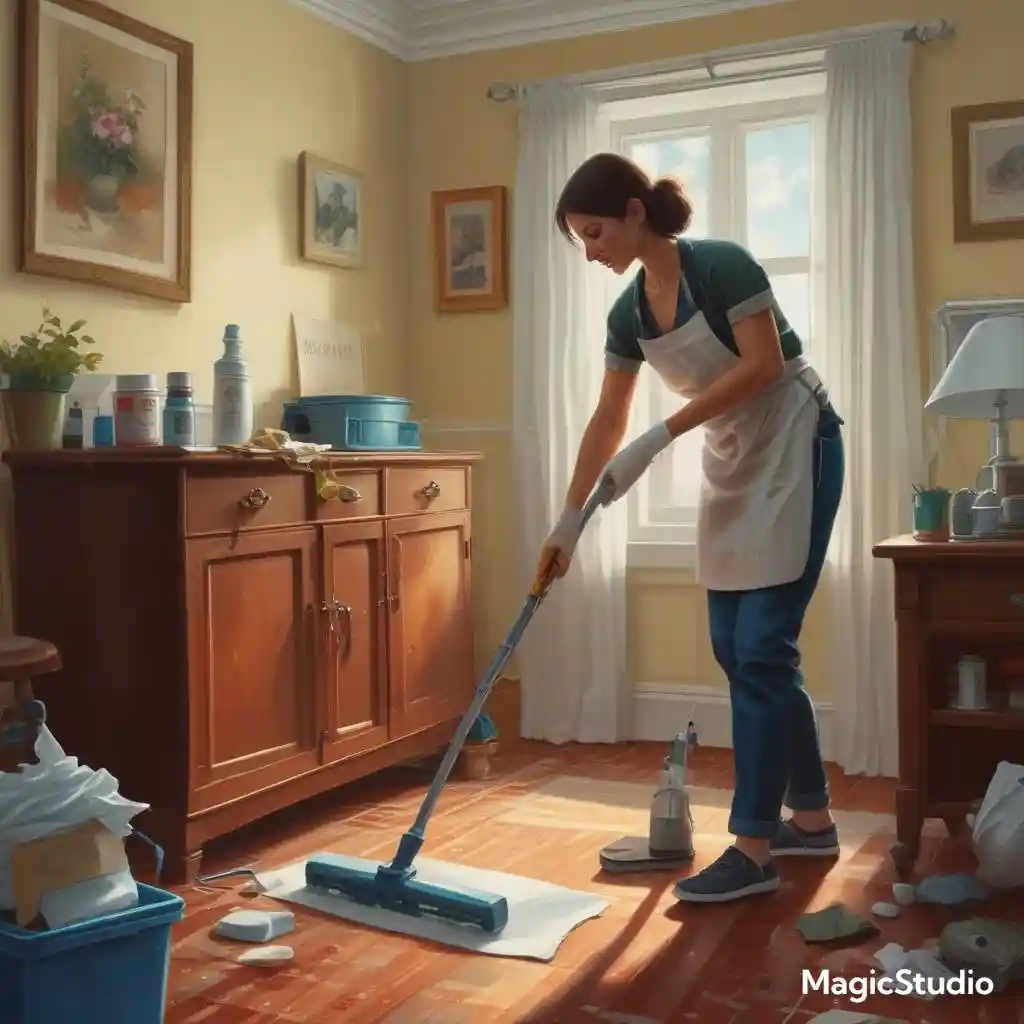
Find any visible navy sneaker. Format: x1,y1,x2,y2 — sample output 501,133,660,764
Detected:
770,819,840,857
673,846,780,903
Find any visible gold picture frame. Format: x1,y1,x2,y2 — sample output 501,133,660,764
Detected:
952,100,1024,243
431,185,508,313
300,151,363,269
19,0,194,302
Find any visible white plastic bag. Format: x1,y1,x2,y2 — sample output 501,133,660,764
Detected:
0,725,148,910
972,760,1024,890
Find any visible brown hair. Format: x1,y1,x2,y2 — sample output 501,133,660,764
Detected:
554,152,693,242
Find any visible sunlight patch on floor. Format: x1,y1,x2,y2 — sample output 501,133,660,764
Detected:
495,775,894,867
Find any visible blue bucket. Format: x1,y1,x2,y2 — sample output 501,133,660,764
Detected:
0,882,185,1024
282,393,421,451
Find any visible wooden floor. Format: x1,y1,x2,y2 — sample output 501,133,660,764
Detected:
162,741,1023,1023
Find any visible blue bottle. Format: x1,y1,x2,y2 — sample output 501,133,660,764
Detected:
163,371,196,446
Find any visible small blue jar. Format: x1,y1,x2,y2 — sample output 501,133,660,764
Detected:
163,371,196,446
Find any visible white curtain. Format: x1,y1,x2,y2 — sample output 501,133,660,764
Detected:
821,34,924,777
511,81,630,743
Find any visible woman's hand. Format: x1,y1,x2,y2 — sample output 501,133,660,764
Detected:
599,422,673,503
535,505,584,585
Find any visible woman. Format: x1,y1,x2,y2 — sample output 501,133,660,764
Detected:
537,152,845,904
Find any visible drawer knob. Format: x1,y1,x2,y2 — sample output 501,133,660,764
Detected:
239,487,271,510
338,485,362,503
420,480,441,500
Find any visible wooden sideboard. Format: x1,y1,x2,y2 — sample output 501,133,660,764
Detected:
3,448,482,881
873,535,1024,877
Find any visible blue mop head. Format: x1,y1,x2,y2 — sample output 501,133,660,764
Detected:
305,850,509,933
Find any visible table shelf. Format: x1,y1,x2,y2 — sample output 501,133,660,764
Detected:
930,708,1024,729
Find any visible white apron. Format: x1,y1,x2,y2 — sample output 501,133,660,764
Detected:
638,304,829,592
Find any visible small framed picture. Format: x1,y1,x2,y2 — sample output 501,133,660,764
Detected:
19,0,194,302
431,185,507,313
300,151,363,269
952,100,1024,243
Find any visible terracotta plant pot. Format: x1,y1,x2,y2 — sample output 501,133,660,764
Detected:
1,373,74,451
459,741,497,781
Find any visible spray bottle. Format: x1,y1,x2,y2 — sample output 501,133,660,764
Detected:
648,722,697,858
212,323,253,446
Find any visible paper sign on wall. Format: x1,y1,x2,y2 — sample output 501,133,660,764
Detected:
292,314,365,396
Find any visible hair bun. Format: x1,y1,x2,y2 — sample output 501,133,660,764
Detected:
649,176,693,236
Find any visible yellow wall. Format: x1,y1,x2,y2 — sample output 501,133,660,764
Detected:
0,0,410,419
408,0,1024,701
2,0,1016,707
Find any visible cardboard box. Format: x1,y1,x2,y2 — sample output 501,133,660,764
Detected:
10,819,129,928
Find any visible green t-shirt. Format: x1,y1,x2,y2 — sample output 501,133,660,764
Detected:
604,238,802,372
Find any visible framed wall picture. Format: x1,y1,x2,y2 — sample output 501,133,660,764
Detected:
431,185,507,313
952,100,1024,243
300,152,363,269
18,0,193,302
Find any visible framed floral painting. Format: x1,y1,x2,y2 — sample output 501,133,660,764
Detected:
431,186,508,313
18,0,194,302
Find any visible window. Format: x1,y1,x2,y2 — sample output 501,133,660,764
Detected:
601,74,826,566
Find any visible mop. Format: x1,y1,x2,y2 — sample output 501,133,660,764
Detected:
305,479,615,934
598,721,698,873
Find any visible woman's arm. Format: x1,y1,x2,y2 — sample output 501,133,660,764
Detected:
664,308,784,439
565,368,639,507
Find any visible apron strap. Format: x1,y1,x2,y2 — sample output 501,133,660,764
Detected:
677,240,707,310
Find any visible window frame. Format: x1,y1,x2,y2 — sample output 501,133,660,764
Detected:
604,87,827,567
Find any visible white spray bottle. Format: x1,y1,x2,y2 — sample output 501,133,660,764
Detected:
212,323,253,446
648,722,697,857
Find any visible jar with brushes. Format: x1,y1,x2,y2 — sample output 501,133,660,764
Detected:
92,394,114,447
163,371,196,447
912,485,951,541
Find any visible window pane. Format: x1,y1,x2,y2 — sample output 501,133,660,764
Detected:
651,386,704,510
665,425,705,508
745,121,811,259
769,272,810,344
628,135,711,238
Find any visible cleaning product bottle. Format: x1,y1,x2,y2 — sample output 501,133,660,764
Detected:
163,371,196,447
61,401,83,449
212,324,253,446
648,728,695,857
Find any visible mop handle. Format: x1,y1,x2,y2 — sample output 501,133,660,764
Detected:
402,480,613,847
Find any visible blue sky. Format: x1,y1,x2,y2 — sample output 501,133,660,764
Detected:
631,121,813,339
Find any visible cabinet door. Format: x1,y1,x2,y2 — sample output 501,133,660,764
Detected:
320,520,389,761
387,510,474,737
186,527,320,811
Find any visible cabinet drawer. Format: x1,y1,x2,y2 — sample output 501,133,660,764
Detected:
928,571,1024,622
385,467,467,515
314,470,382,521
185,471,306,536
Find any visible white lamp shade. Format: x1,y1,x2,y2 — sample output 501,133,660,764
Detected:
925,314,1024,418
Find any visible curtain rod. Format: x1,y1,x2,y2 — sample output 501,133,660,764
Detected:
486,17,954,102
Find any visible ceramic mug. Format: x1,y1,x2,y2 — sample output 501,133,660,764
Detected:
1001,496,1024,527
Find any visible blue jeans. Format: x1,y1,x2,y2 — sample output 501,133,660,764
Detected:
706,404,845,839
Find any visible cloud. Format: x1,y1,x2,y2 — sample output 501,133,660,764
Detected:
747,155,808,214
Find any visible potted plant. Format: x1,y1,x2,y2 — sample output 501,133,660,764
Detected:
0,308,103,451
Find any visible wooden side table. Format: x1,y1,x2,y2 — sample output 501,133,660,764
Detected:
873,535,1024,877
0,635,62,771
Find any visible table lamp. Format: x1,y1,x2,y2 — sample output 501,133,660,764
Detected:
925,314,1024,537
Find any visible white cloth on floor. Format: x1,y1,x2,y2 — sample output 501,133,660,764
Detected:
256,854,607,961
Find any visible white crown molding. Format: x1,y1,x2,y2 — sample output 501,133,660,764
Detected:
290,0,797,62
287,0,409,60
